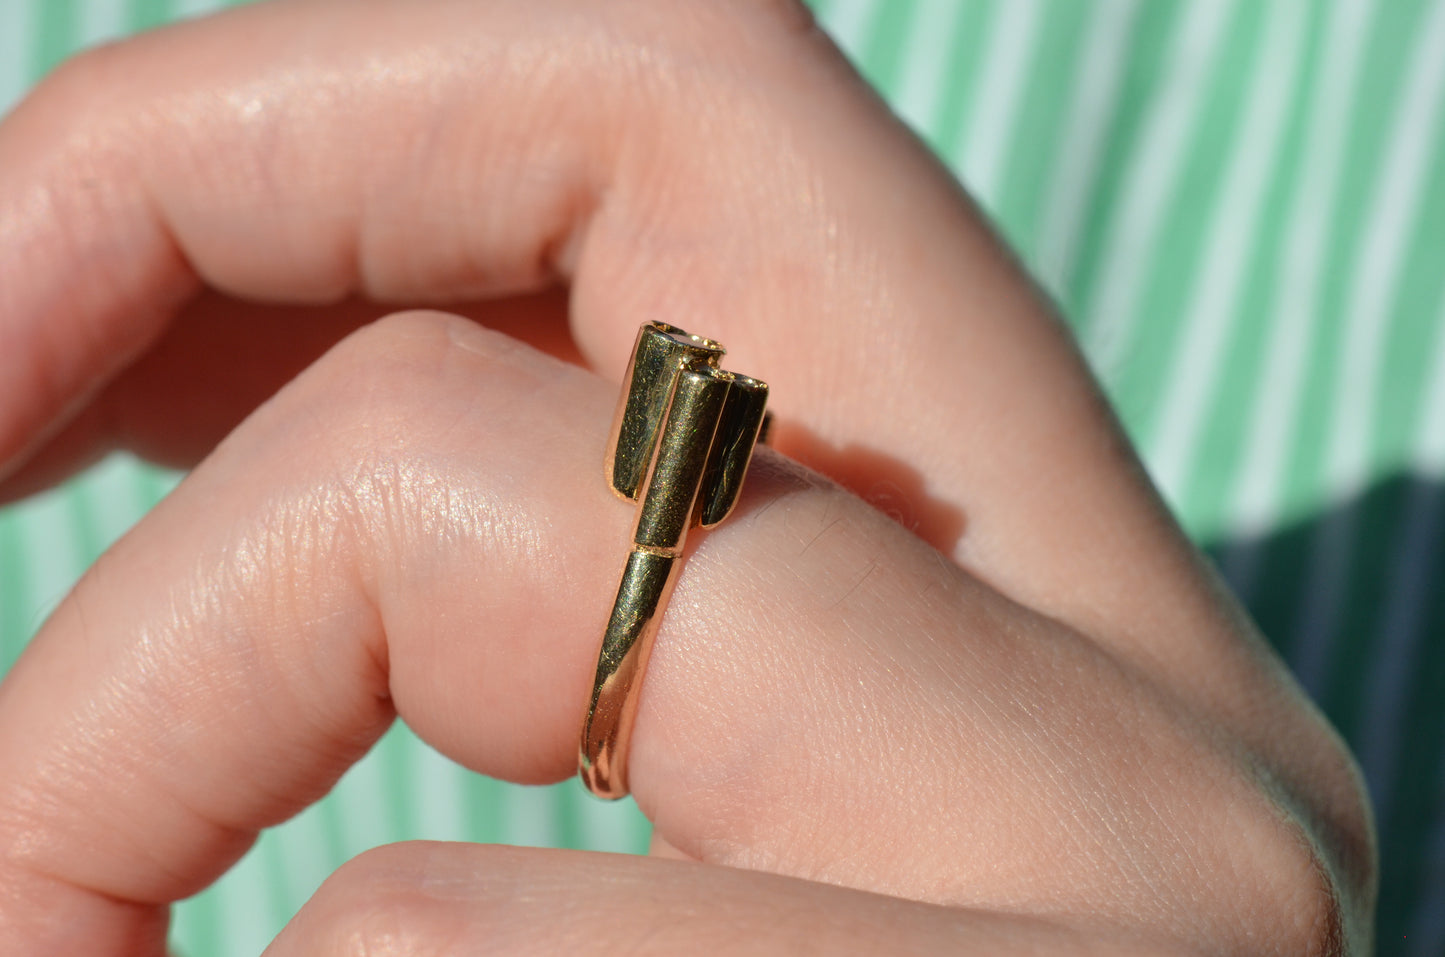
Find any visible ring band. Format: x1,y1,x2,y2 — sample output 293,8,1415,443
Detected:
579,322,769,799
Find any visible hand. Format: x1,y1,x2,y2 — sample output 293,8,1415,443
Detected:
0,0,1374,952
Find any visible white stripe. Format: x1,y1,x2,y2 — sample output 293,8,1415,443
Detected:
1411,744,1445,956
1325,0,1445,499
1289,0,1445,692
0,515,19,660
74,453,151,552
1418,313,1445,477
1356,479,1441,825
0,0,34,111
1219,0,1371,598
265,803,339,933
140,463,183,505
331,729,404,858
1147,0,1308,507
11,488,88,630
117,453,169,523
408,740,471,841
501,780,563,848
575,791,649,854
170,0,232,20
890,0,967,139
1034,0,1140,295
1078,0,1238,381
955,0,1042,204
816,0,878,61
75,0,129,49
211,841,284,957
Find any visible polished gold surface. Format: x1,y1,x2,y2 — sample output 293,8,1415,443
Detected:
698,373,770,528
606,323,725,501
580,322,769,800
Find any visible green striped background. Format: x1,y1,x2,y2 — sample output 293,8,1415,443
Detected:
2,1,1442,953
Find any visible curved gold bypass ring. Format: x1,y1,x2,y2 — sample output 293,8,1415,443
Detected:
579,322,770,800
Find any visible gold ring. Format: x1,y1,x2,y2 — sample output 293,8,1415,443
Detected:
579,322,769,799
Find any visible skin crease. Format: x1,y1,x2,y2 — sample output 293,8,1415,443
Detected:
0,0,1374,954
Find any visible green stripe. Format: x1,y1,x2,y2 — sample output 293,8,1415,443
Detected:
851,0,915,99
1287,0,1445,735
139,464,182,508
994,2,1092,263
1062,0,1186,329
461,773,508,845
0,511,30,673
255,828,301,945
126,0,175,31
805,0,834,21
379,721,416,845
171,864,226,956
67,480,108,569
1178,3,1326,538
554,777,588,851
1108,0,1267,445
1278,0,1431,516
1370,127,1445,471
921,1,996,171
2,2,1445,953
32,0,78,79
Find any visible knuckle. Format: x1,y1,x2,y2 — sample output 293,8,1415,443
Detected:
604,0,825,92
1185,763,1352,956
8,42,152,263
191,310,509,645
301,310,533,477
712,0,829,71
1241,808,1349,956
307,844,464,957
332,309,473,371
325,309,519,393
301,310,506,445
255,308,542,581
18,41,151,175
1069,693,1366,956
702,0,819,40
28,41,128,120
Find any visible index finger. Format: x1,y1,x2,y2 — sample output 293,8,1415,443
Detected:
0,0,1226,664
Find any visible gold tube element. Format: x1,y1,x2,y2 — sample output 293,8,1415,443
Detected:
579,549,681,799
699,374,770,528
633,369,729,551
606,323,724,501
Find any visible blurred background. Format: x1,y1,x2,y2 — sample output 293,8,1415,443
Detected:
1,1,1441,953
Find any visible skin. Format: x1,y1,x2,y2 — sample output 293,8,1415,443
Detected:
0,0,1375,953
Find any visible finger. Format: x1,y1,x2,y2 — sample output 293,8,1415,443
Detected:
0,314,1345,954
263,843,1175,956
0,0,1221,663
0,287,575,503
